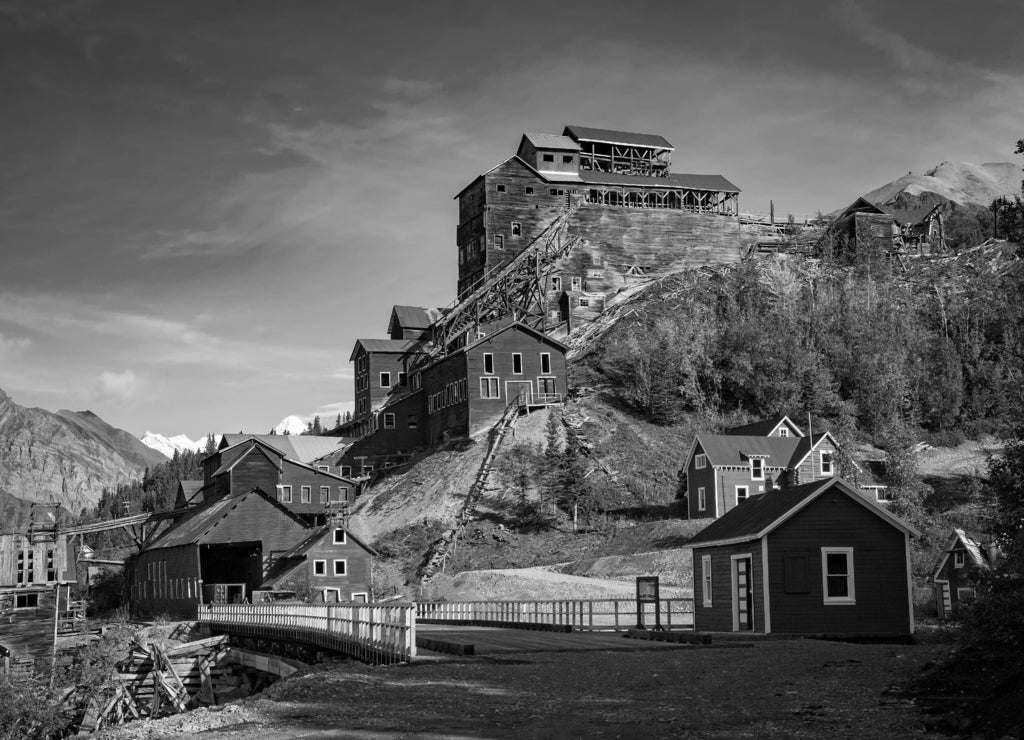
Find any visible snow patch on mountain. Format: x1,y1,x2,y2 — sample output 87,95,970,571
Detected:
139,431,213,458
274,415,308,436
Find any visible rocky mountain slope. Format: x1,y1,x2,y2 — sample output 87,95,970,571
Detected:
863,161,1019,210
0,388,166,528
139,431,211,459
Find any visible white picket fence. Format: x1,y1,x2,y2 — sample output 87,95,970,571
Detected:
417,598,694,631
197,603,416,664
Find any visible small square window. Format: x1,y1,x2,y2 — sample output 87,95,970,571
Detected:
735,486,749,503
525,186,534,195
562,154,573,164
511,222,521,236
380,372,392,388
313,560,326,576
480,377,500,399
542,153,554,163
512,353,523,374
550,276,562,292
550,188,559,196
579,297,590,308
333,529,346,545
333,560,347,576
496,184,506,192
779,428,789,438
494,234,504,249
384,413,396,429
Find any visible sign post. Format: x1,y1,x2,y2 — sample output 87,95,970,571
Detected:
635,576,662,630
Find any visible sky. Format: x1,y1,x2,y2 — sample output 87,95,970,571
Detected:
0,0,1022,439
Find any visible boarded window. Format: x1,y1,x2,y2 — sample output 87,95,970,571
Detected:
784,555,810,593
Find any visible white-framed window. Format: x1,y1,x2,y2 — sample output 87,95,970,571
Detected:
540,353,551,374
350,592,369,603
779,428,789,437
702,554,713,607
483,353,494,374
570,276,582,291
333,528,346,545
698,487,706,511
695,454,706,470
333,486,349,503
279,485,293,504
313,560,326,576
380,372,391,388
821,547,855,604
511,222,521,236
954,550,965,568
383,413,395,429
550,276,562,292
750,458,764,481
494,234,504,249
333,560,347,576
579,297,590,308
820,450,834,476
301,485,311,503
317,465,330,472
735,485,749,504
480,377,500,399
512,353,523,374
320,486,330,503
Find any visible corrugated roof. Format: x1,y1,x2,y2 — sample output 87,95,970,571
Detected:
688,478,916,548
143,489,251,550
389,305,434,332
578,171,740,193
564,125,673,150
522,132,581,151
216,435,348,465
284,437,350,464
349,338,426,361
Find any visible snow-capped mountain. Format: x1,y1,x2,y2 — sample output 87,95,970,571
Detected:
139,431,212,458
273,415,307,436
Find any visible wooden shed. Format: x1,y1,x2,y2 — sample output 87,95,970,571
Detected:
931,528,999,619
689,478,917,637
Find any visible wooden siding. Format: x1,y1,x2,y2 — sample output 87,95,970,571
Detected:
127,544,202,619
766,492,911,635
686,442,716,519
421,351,471,444
225,448,280,498
792,441,837,486
933,543,985,617
294,530,373,601
692,542,765,633
355,348,416,421
713,468,779,517
279,460,356,521
0,533,75,587
853,212,895,253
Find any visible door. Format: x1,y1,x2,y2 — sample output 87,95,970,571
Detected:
505,380,533,405
733,557,754,631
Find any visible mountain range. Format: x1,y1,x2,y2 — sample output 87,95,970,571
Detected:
0,388,166,530
139,431,214,459
856,160,1019,213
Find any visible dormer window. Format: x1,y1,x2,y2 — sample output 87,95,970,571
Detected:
954,550,965,568
750,458,764,481
779,428,789,438
820,451,834,476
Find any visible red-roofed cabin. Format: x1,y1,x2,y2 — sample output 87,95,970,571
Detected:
690,478,917,638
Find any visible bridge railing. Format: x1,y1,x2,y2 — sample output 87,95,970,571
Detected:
416,598,694,632
197,603,416,664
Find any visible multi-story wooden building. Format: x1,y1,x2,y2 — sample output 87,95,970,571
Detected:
683,417,839,519
455,125,742,326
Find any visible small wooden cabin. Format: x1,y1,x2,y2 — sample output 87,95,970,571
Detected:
689,478,917,637
931,528,999,619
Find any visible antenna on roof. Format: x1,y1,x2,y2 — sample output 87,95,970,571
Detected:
807,412,813,443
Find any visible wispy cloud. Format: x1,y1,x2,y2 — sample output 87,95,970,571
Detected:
95,368,138,404
139,226,252,260
0,331,31,359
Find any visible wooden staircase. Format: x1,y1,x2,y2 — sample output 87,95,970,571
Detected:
418,401,524,583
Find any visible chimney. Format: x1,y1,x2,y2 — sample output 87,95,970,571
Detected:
986,541,999,566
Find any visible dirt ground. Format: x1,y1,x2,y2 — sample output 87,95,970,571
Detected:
91,638,947,739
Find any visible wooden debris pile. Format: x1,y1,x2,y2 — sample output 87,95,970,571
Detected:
75,634,269,734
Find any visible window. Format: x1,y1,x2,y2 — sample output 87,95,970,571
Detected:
579,297,590,308
822,548,855,604
340,466,352,477
820,450,834,476
480,377,500,399
279,485,293,504
483,353,494,374
542,153,554,163
317,465,330,472
735,485,749,504
398,372,407,387
320,486,330,503
333,560,347,576
701,555,713,606
695,454,706,470
954,550,965,568
15,593,38,609
697,487,706,511
512,353,523,374
301,486,312,503
550,276,562,292
380,372,391,388
408,415,418,429
750,458,764,481
383,413,396,429
333,486,349,503
779,428,789,438
562,154,573,164
549,188,565,196
511,222,521,236
494,234,504,249
496,184,506,192
333,529,347,545
540,353,551,374
313,560,326,576
570,276,582,291
525,186,534,195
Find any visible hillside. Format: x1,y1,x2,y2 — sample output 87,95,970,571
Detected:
0,388,165,526
861,161,1019,210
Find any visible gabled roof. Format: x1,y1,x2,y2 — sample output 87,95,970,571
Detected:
564,125,673,150
281,457,356,484
141,487,308,551
788,432,838,469
694,434,803,468
260,524,378,589
688,478,918,549
465,321,568,353
214,435,349,466
176,480,205,506
349,338,426,361
725,416,804,437
931,528,998,581
835,197,891,220
387,305,442,335
521,132,581,151
578,171,740,193
211,439,284,477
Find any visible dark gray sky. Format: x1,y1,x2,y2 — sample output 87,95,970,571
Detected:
1,0,1022,437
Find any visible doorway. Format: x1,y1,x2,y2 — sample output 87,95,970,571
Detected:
732,555,754,631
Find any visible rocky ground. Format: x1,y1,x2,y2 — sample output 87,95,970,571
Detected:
90,638,949,739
